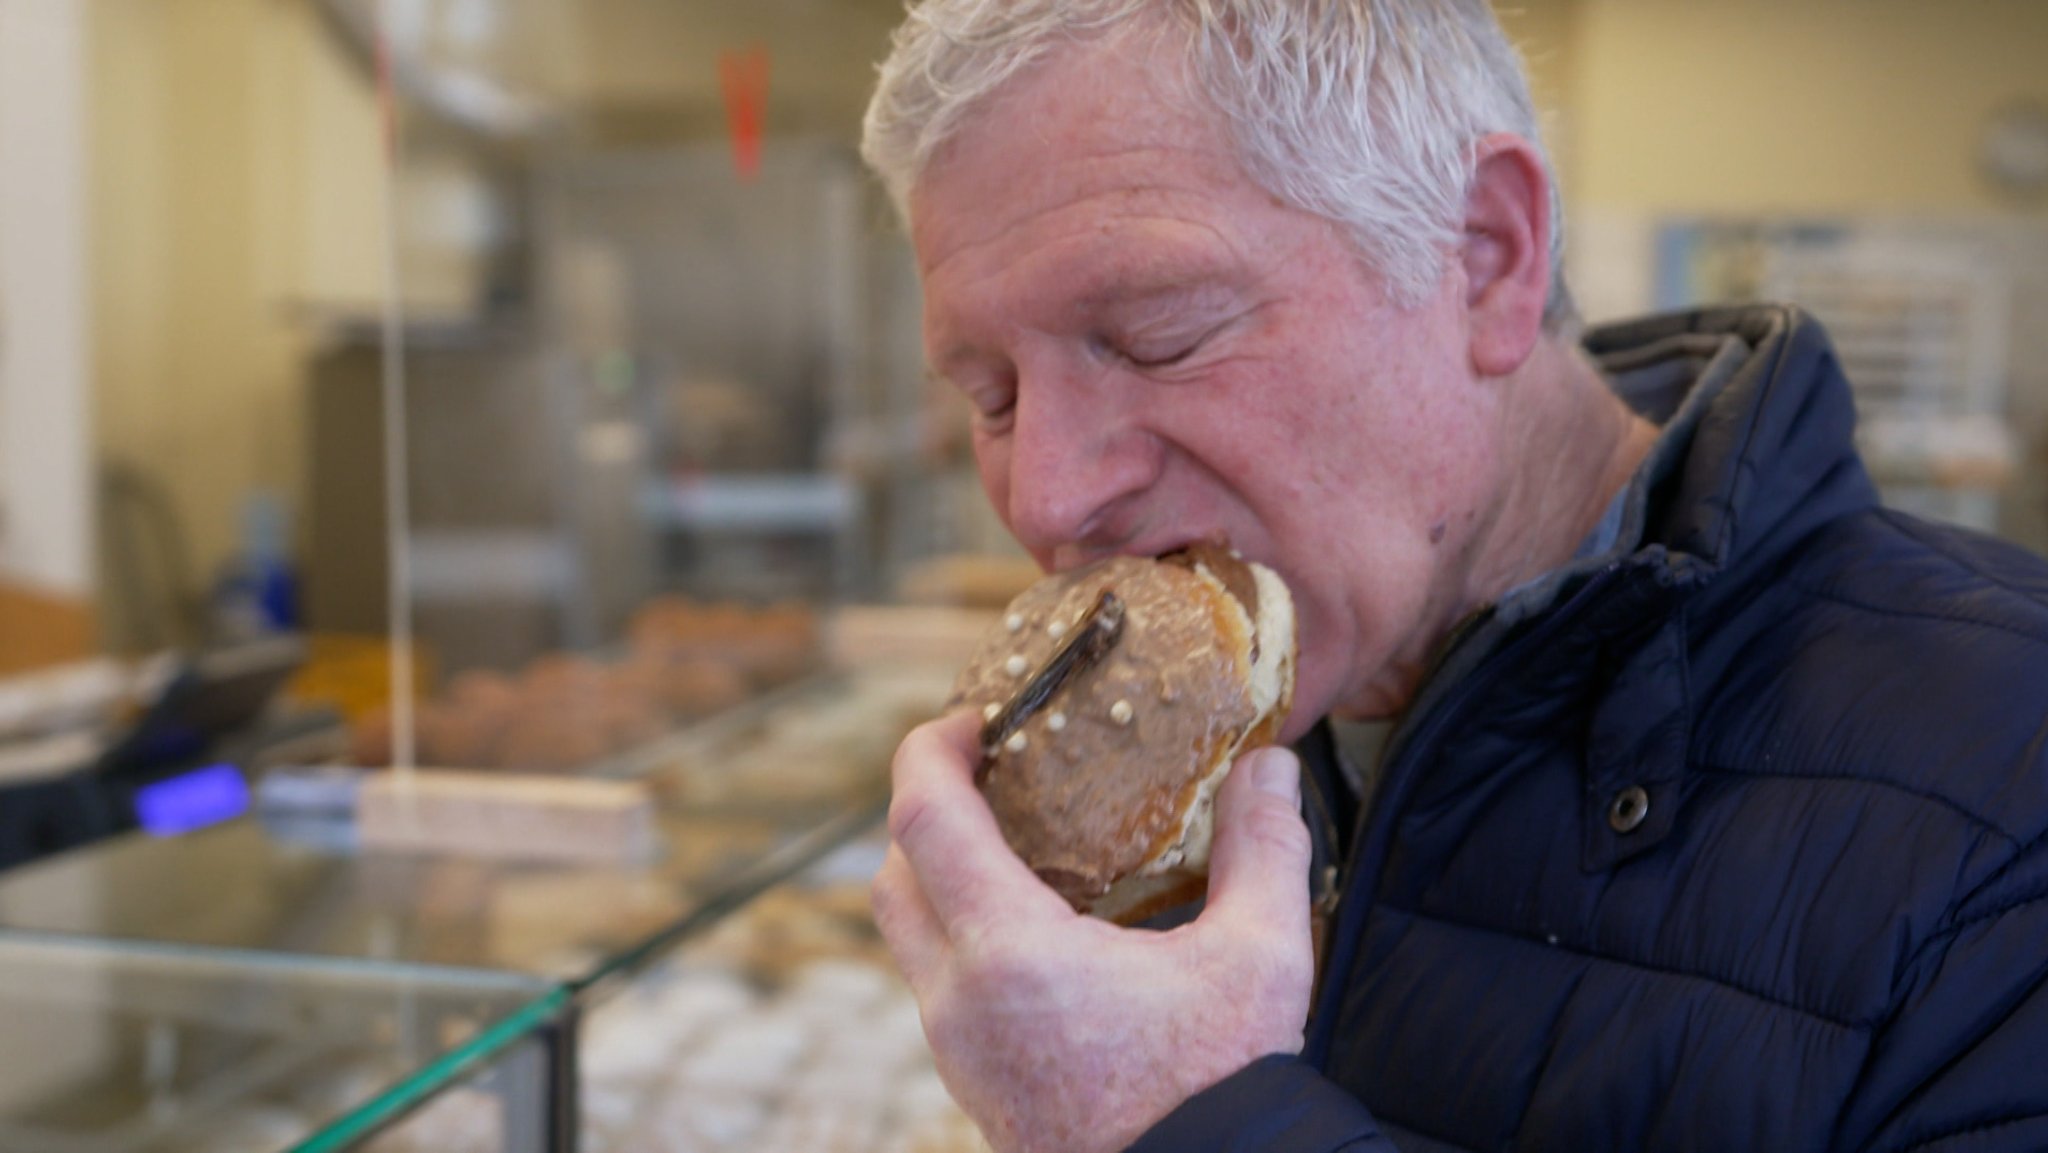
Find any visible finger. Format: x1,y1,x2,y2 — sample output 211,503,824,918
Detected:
1201,745,1314,950
899,707,985,778
871,843,948,994
887,711,1070,930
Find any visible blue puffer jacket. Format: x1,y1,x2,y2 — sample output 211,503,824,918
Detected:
1133,306,2048,1153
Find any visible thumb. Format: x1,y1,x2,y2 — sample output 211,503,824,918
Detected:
1201,745,1314,946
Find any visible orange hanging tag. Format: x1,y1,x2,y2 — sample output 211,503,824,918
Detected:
719,47,770,181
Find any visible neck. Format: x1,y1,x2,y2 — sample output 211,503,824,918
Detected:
1459,337,1658,614
1336,335,1659,722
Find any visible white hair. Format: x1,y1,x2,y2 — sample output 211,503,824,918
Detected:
861,0,1576,332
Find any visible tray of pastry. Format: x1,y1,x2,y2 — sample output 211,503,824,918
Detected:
572,836,990,1153
627,665,952,817
344,598,825,777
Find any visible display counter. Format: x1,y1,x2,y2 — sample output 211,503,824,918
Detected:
0,672,932,972
0,931,565,1153
573,833,987,1153
0,662,960,1152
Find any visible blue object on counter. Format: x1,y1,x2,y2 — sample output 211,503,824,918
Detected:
254,763,363,817
253,764,363,854
212,491,300,635
134,763,249,835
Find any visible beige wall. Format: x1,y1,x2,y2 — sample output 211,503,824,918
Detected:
1516,0,2048,551
92,0,384,645
541,0,899,137
1495,0,1578,181
1554,0,2048,216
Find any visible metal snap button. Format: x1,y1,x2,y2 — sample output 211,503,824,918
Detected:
1607,785,1650,833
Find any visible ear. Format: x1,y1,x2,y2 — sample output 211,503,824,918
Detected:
1460,133,1554,378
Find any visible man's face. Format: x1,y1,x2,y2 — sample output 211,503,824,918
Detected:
910,31,1510,732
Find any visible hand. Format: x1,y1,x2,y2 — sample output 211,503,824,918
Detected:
873,710,1316,1153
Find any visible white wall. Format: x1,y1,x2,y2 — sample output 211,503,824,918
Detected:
0,0,92,596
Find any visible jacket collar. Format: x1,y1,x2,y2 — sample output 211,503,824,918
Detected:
1585,304,1880,577
1393,307,1881,867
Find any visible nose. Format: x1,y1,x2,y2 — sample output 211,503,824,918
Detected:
993,365,1162,563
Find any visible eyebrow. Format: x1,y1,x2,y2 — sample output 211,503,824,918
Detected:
1077,278,1245,332
1070,252,1246,315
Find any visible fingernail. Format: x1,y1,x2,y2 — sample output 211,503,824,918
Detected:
1251,747,1300,800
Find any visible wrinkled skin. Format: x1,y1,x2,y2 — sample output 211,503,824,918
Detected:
877,17,1646,1153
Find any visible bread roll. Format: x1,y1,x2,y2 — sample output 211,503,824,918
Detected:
948,545,1295,923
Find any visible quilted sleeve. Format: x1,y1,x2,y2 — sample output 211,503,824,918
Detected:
1123,1055,1399,1153
1836,843,2048,1152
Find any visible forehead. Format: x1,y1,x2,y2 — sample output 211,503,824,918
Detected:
907,30,1263,290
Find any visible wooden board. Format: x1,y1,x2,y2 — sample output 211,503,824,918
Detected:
0,580,94,677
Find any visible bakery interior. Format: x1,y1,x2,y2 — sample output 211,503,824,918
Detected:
0,0,2044,1149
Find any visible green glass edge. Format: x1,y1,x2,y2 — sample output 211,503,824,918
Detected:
286,985,572,1153
284,797,882,1151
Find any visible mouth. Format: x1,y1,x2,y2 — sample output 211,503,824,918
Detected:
1057,531,1238,569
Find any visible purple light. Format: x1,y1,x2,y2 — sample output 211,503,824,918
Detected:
135,764,249,835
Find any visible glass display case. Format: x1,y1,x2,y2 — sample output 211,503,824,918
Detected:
0,931,566,1153
0,672,915,976
572,834,989,1153
0,663,957,1152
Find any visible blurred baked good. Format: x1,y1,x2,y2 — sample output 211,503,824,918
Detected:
629,596,819,689
899,552,1043,609
344,596,820,771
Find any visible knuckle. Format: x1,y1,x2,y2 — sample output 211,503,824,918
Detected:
954,926,1045,997
867,858,921,945
919,984,977,1053
1262,932,1316,989
885,791,935,849
1222,920,1286,971
1221,933,1314,1030
1240,796,1312,860
869,866,905,930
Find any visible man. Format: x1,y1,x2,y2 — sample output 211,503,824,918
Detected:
861,3,2048,1151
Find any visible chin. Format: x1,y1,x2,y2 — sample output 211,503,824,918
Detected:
1276,652,1344,742
1287,651,1411,734
1277,708,1321,745
1333,680,1415,722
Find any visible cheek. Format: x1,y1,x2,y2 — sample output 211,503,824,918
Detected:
1283,339,1492,531
1218,368,1493,713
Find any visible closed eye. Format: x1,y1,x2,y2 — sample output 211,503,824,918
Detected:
1109,319,1228,371
965,378,1017,432
927,367,1016,434
974,398,1016,433
1122,342,1201,370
